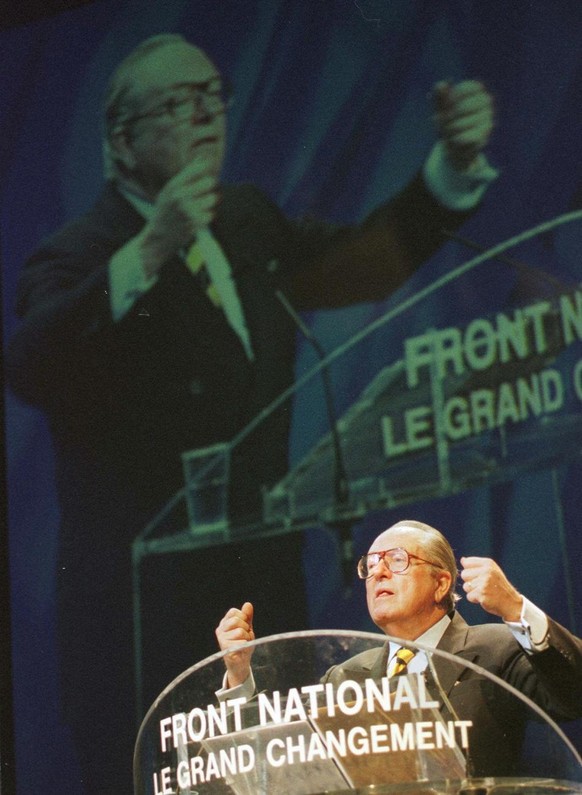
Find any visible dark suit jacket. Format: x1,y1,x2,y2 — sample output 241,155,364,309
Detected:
322,612,582,777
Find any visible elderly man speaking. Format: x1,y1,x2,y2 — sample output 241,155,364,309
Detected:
216,519,582,777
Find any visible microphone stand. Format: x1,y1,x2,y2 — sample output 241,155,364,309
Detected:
275,289,355,590
425,652,476,780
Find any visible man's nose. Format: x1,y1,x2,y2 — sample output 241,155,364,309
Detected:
190,92,223,124
372,556,393,579
189,96,212,123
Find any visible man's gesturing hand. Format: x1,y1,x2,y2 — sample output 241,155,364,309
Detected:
215,602,255,688
138,156,220,278
460,556,523,622
433,80,495,172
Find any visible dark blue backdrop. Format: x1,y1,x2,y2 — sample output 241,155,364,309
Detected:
2,1,582,791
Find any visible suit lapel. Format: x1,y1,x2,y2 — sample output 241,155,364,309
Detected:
103,182,152,244
332,645,388,685
369,644,390,681
431,612,477,694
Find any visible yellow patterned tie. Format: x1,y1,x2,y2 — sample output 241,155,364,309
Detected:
185,242,221,307
388,647,416,677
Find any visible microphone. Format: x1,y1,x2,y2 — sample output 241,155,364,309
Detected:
441,228,569,294
220,251,355,586
273,287,355,590
424,651,476,780
274,289,350,506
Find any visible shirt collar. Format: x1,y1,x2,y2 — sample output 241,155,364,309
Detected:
388,612,451,661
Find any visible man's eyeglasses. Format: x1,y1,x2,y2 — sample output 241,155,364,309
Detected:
357,547,442,579
122,79,232,127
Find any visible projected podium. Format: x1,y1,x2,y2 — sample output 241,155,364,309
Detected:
130,286,582,552
134,631,582,794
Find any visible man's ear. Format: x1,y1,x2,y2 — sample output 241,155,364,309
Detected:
109,127,136,172
434,570,452,604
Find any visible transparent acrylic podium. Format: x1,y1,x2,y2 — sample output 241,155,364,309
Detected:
134,631,582,795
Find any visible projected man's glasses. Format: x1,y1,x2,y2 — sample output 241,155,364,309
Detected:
125,79,232,126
